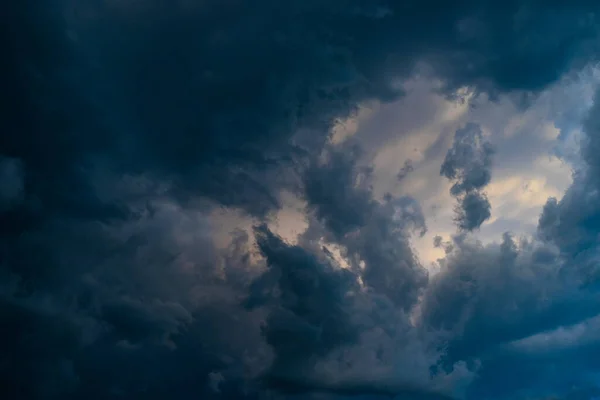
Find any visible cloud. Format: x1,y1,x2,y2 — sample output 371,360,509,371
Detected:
4,1,600,400
538,88,600,260
246,224,362,371
246,224,473,399
263,373,459,399
397,159,415,181
420,87,600,399
441,124,495,196
454,191,492,232
421,231,600,399
0,156,24,211
441,123,495,231
304,145,428,309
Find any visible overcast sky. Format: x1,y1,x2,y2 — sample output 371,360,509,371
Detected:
5,2,600,400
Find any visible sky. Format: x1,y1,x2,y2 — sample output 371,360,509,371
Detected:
5,1,600,400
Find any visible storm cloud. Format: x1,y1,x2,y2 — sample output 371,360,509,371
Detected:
4,1,600,400
441,123,495,231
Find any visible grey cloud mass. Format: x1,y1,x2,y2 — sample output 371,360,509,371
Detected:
0,156,24,211
454,191,492,232
4,1,600,400
397,159,415,181
441,123,495,231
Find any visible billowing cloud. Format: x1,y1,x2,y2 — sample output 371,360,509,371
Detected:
4,1,600,400
304,145,429,309
420,88,600,399
454,191,492,231
441,123,495,230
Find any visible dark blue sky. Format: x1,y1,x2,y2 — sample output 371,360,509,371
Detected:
3,1,600,399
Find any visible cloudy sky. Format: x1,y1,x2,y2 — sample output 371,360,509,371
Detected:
5,1,600,400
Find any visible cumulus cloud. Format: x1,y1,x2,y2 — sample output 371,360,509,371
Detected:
538,88,600,261
422,88,600,399
421,232,600,399
441,123,495,230
4,1,600,400
454,191,492,231
304,145,429,308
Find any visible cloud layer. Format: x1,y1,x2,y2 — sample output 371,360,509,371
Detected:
4,1,600,400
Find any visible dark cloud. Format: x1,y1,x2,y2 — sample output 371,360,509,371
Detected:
454,191,492,232
397,159,415,181
422,231,600,399
264,373,459,400
247,224,362,373
537,90,600,299
304,146,428,309
304,147,375,239
440,123,494,196
483,90,600,398
247,225,473,399
420,89,600,399
441,123,495,230
538,89,600,258
433,235,444,248
4,1,600,399
0,156,24,211
433,235,455,255
0,199,264,400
